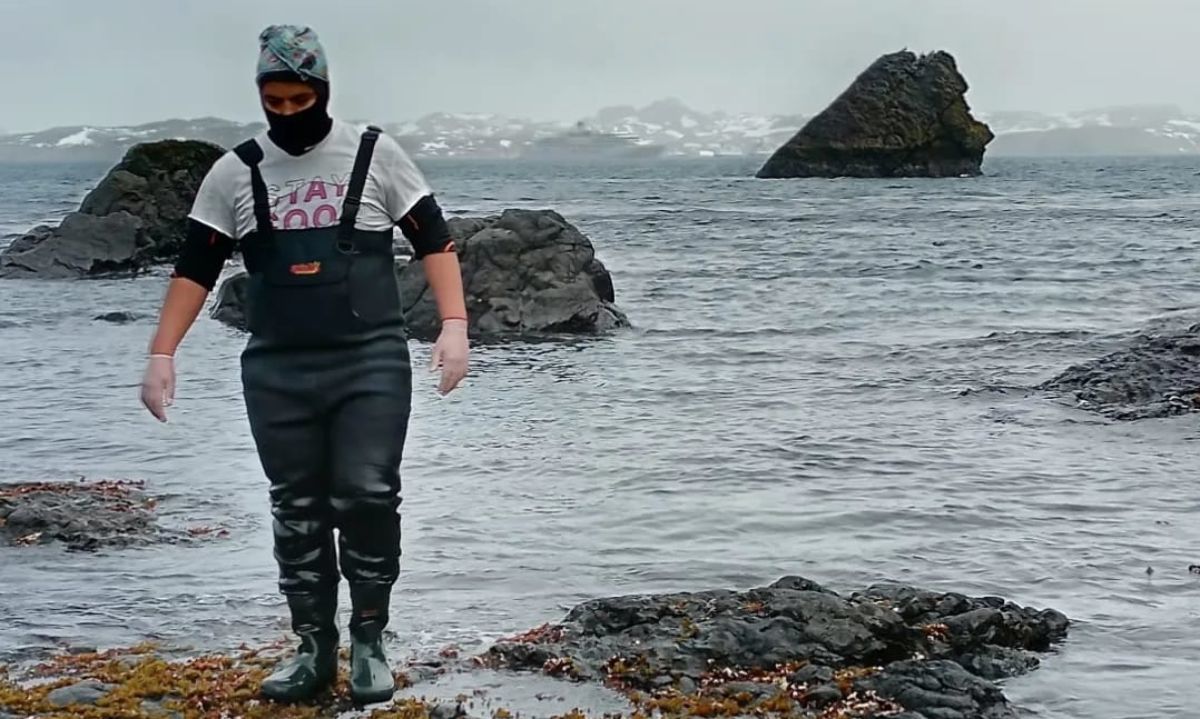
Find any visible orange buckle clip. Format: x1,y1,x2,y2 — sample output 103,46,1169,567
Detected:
289,261,321,276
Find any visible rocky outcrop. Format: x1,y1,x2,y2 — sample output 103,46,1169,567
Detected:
1039,322,1200,420
478,576,1068,718
210,209,631,341
757,50,993,178
0,140,224,279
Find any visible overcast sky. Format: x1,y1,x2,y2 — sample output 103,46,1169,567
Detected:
1,0,1197,132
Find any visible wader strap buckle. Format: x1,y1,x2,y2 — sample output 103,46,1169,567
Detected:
337,126,382,246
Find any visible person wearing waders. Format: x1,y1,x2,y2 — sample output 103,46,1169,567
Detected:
137,25,469,706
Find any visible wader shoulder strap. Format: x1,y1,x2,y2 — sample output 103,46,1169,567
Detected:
337,126,382,243
232,139,273,239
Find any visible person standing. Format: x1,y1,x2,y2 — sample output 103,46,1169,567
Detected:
139,25,469,705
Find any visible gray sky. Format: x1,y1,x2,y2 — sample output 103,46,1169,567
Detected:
1,0,1198,132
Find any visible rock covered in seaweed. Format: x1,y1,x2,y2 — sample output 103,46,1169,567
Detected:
0,479,231,551
479,575,1069,718
0,480,160,551
757,50,993,179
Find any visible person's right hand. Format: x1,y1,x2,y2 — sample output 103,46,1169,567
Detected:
140,355,176,422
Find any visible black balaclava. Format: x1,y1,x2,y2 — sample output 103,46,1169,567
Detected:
259,72,333,156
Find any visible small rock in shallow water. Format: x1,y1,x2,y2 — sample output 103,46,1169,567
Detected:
404,663,441,684
94,311,140,323
66,644,99,655
429,702,466,719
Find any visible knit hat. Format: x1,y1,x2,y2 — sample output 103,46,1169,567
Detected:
256,25,329,84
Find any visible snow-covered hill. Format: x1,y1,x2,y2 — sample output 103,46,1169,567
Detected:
980,105,1200,155
3,100,1199,163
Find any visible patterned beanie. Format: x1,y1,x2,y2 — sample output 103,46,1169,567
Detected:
256,25,330,84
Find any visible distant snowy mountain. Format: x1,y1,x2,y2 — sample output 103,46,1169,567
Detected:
0,118,265,163
980,105,1200,156
3,101,1200,163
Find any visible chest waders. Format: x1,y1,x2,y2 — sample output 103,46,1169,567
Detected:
234,127,407,705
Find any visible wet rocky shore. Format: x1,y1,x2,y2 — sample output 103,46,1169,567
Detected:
0,575,1068,719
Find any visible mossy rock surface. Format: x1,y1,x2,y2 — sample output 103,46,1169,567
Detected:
758,50,994,178
1,139,225,279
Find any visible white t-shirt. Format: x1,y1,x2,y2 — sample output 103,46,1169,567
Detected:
189,119,432,240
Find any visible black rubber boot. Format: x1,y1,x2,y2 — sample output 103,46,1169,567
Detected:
347,584,395,705
261,593,339,703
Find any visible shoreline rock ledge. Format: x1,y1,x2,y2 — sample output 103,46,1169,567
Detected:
757,50,994,179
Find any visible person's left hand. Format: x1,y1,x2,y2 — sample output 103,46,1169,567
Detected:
430,318,469,395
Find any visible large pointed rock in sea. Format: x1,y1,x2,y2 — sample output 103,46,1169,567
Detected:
757,50,994,179
0,140,224,279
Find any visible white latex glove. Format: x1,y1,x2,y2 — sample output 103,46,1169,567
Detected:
430,319,469,395
140,355,176,422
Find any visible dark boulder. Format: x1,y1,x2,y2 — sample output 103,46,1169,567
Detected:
758,50,993,179
400,209,629,339
0,140,224,279
210,208,630,341
478,575,1068,718
1039,323,1200,420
